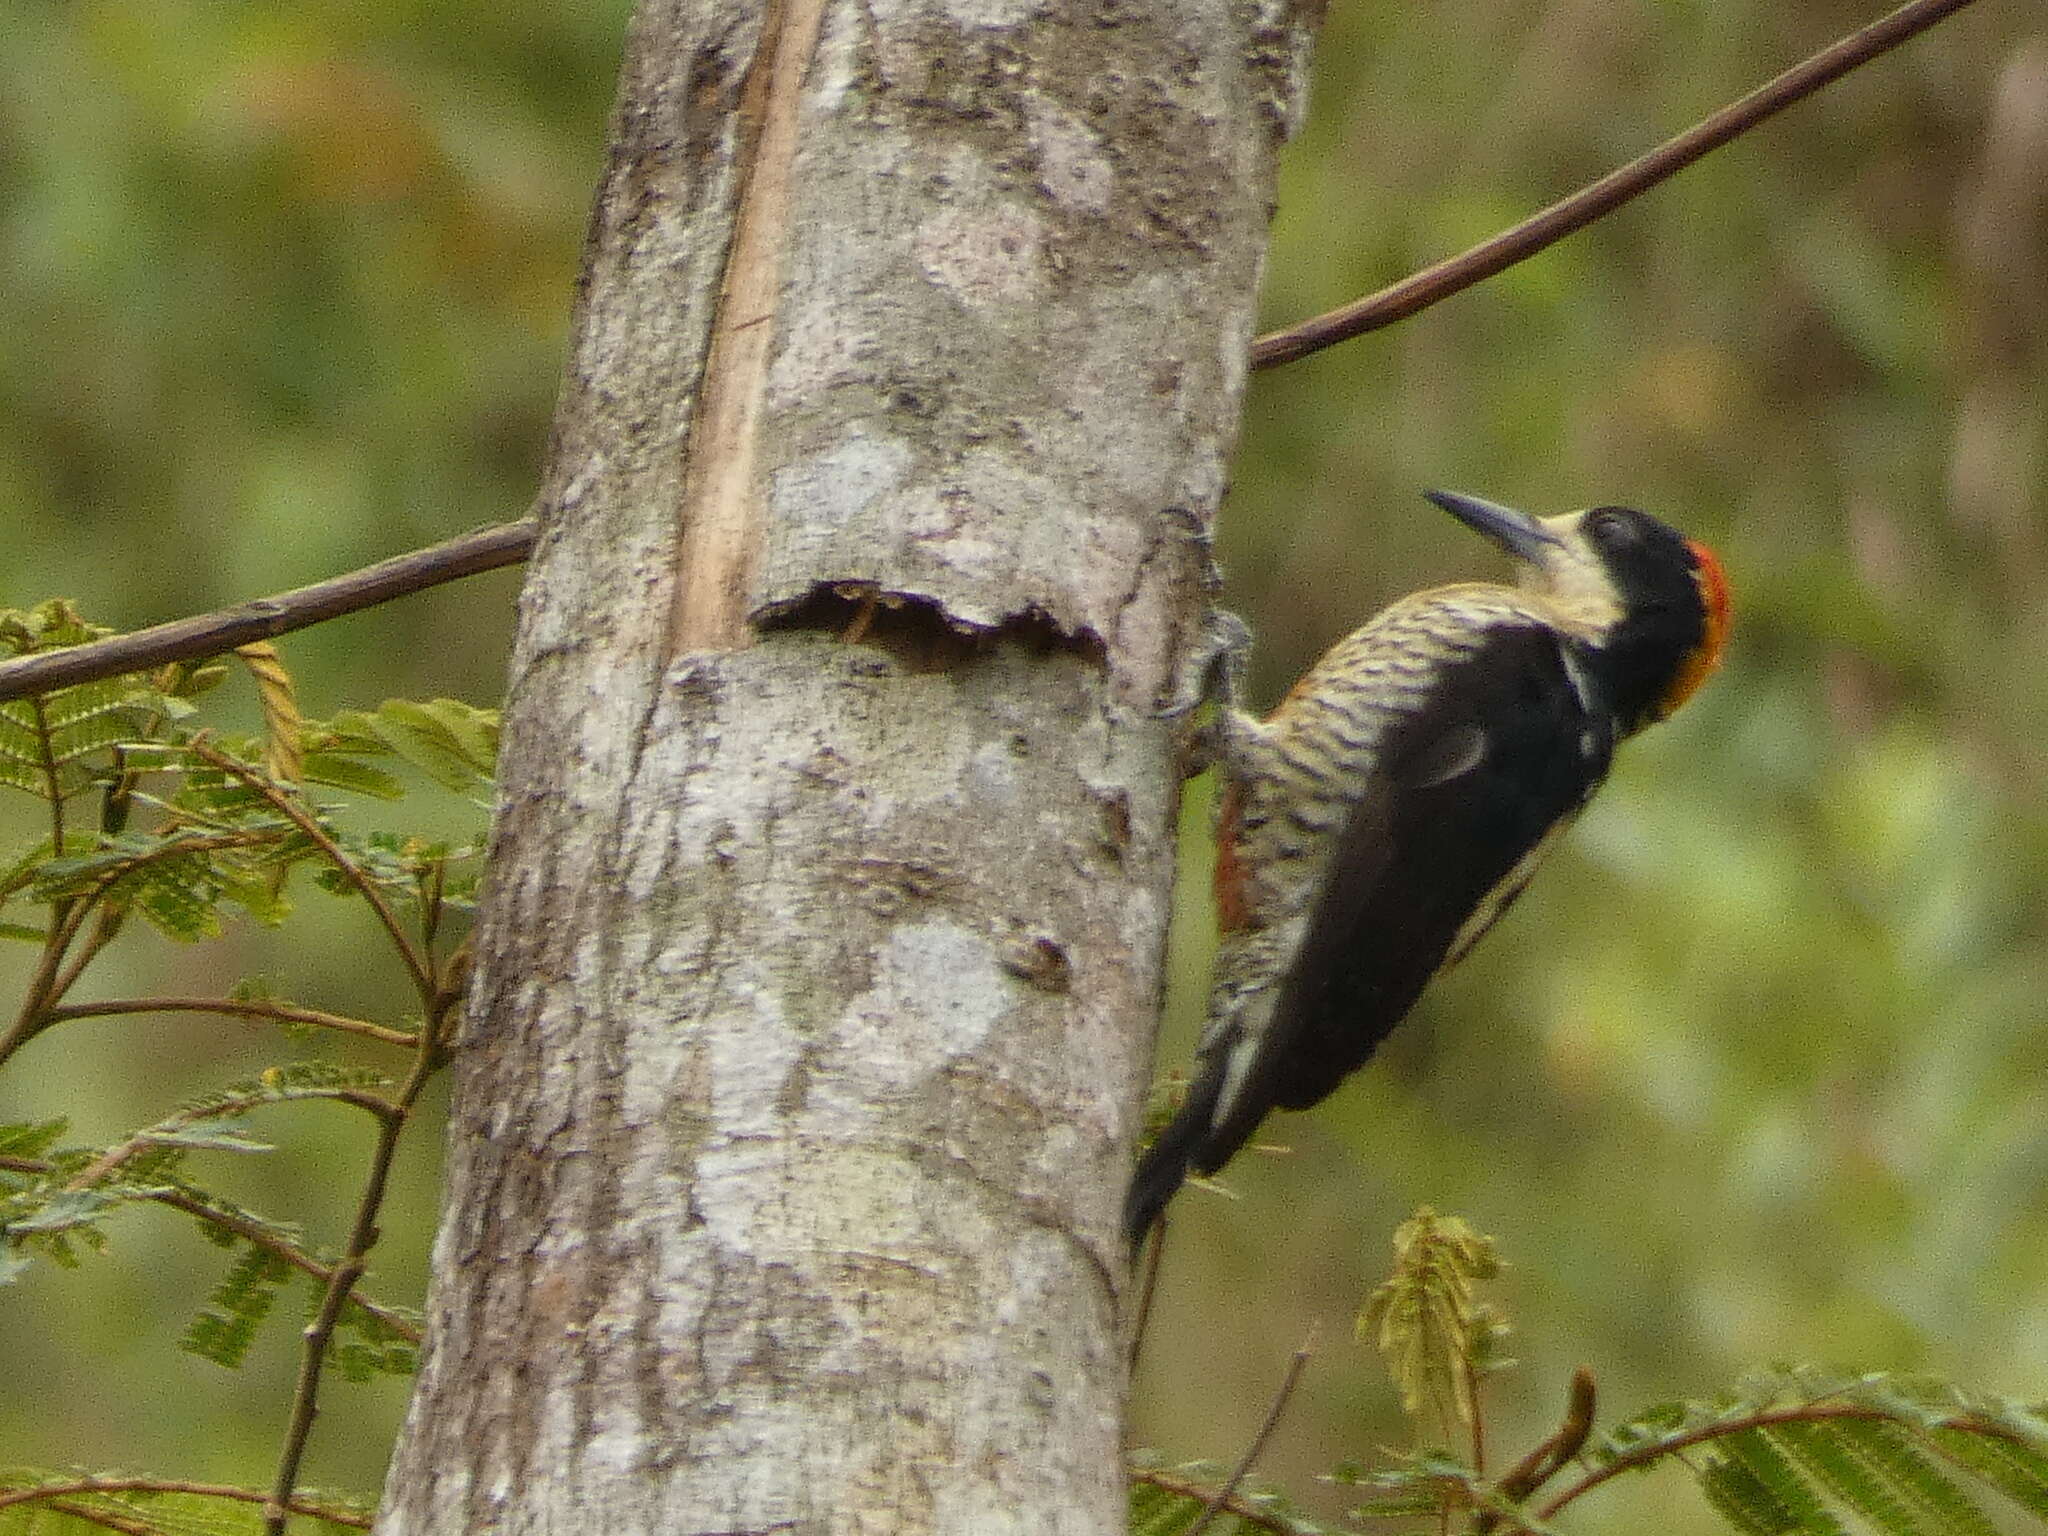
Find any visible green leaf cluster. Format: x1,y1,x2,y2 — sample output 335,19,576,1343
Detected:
1359,1207,1511,1441
0,607,496,954
1595,1371,2048,1536
1,607,486,1525
1137,1215,2048,1535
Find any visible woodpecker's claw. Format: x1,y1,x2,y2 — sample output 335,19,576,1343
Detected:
1157,608,1252,722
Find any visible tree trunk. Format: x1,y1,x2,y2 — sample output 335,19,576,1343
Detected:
375,3,1313,1532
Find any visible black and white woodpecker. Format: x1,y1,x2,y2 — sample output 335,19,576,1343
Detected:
1125,490,1732,1243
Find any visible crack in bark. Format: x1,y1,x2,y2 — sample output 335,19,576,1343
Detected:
669,0,830,655
756,585,1108,677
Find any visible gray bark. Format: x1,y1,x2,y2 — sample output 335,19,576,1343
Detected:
375,3,1313,1533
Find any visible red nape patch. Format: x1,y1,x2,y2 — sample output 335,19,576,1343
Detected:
1212,784,1252,934
1662,539,1732,715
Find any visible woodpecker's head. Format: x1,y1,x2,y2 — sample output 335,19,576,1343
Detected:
1423,489,1732,732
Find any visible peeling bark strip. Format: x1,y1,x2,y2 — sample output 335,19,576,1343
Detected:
670,0,828,654
376,2,1317,1533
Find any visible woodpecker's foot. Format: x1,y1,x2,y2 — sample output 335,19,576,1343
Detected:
1176,720,1220,780
1157,608,1252,722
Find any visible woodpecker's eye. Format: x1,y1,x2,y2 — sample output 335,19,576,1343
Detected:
1585,507,1639,545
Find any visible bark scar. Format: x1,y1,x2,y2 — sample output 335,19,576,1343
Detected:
669,0,830,656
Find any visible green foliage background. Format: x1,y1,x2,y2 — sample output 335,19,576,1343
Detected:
2,1,2044,1529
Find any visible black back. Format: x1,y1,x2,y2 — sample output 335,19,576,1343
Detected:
1193,621,1613,1173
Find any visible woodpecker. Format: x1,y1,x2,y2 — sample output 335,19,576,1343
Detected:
1125,490,1731,1243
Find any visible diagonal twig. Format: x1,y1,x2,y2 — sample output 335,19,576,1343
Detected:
1250,0,1981,369
41,995,417,1049
0,516,535,704
1183,1339,1314,1536
263,1017,442,1535
0,1150,422,1344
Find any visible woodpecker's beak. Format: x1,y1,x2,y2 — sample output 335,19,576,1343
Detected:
1423,490,1563,565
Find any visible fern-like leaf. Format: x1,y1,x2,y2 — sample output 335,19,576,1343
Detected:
297,752,405,801
1125,1460,1337,1536
326,699,498,798
1928,1425,2048,1518
1573,1375,2047,1535
1830,1418,2000,1536
181,1244,295,1369
35,833,237,941
0,671,177,802
1719,1429,1846,1534
1700,1455,1806,1535
1773,1418,1927,1534
0,1119,69,1160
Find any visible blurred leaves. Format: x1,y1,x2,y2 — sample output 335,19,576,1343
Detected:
1302,1214,2048,1533
1,0,626,637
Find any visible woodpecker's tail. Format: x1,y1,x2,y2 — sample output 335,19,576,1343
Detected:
1123,1065,1228,1246
1124,1124,1192,1246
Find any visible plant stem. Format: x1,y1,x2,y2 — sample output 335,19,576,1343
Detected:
1249,0,1982,369
1183,1340,1314,1536
0,517,536,705
263,1028,440,1535
188,738,436,1001
41,996,416,1048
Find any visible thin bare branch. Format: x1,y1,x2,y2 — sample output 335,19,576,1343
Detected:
264,1007,443,1534
0,516,535,705
0,1478,370,1530
1250,0,1982,369
42,995,417,1049
1183,1340,1314,1536
1125,1212,1169,1372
